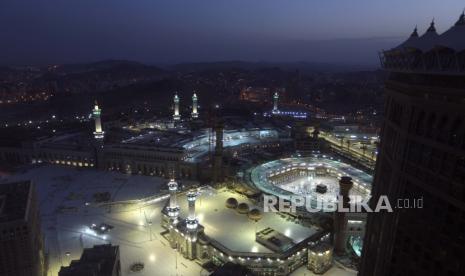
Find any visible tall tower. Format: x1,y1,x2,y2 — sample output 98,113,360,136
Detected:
173,93,181,121
92,101,104,139
186,191,198,230
0,181,46,276
272,91,279,114
185,190,199,259
191,92,199,119
212,119,224,183
166,179,180,220
360,14,465,276
333,176,353,255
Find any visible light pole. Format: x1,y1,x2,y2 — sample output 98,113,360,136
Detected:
174,242,178,275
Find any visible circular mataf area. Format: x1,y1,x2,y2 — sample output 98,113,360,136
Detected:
250,156,372,211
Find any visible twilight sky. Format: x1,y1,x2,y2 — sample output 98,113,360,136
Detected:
0,0,463,66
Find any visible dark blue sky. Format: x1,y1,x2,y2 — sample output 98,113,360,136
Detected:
0,0,463,66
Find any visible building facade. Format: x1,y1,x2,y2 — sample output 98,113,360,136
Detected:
0,181,46,276
103,144,197,179
360,14,465,276
160,184,332,276
58,244,121,276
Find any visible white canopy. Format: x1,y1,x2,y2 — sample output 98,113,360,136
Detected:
392,13,465,53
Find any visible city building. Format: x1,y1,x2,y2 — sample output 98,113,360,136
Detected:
102,143,197,179
307,242,333,274
293,122,322,155
0,181,46,276
58,244,121,276
239,87,273,103
360,13,465,276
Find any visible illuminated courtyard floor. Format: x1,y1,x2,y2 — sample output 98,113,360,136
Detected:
1,165,356,276
178,188,319,253
3,165,200,276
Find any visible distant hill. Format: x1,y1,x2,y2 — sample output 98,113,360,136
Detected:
167,61,376,73
49,59,165,75
28,60,167,95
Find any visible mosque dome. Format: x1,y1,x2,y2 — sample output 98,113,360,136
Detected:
225,198,238,209
248,209,262,221
237,203,249,214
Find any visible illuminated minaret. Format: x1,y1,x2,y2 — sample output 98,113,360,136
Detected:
167,179,180,219
186,191,198,230
272,91,279,114
334,176,353,255
92,101,104,139
191,92,198,119
173,93,181,121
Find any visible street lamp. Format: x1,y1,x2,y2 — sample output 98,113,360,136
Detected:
174,242,178,276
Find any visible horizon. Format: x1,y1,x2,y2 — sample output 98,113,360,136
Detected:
3,58,382,70
1,0,464,66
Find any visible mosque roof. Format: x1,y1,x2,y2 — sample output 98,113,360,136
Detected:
391,13,465,53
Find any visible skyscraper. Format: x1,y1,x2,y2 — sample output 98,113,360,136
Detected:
0,181,46,276
360,13,465,276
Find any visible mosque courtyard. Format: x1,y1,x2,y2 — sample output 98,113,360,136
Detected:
1,165,356,276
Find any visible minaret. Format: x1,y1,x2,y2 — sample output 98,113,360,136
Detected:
212,119,224,183
173,93,181,121
186,191,198,230
185,190,199,259
191,92,198,119
334,176,353,255
272,91,279,114
166,179,180,219
92,101,104,139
